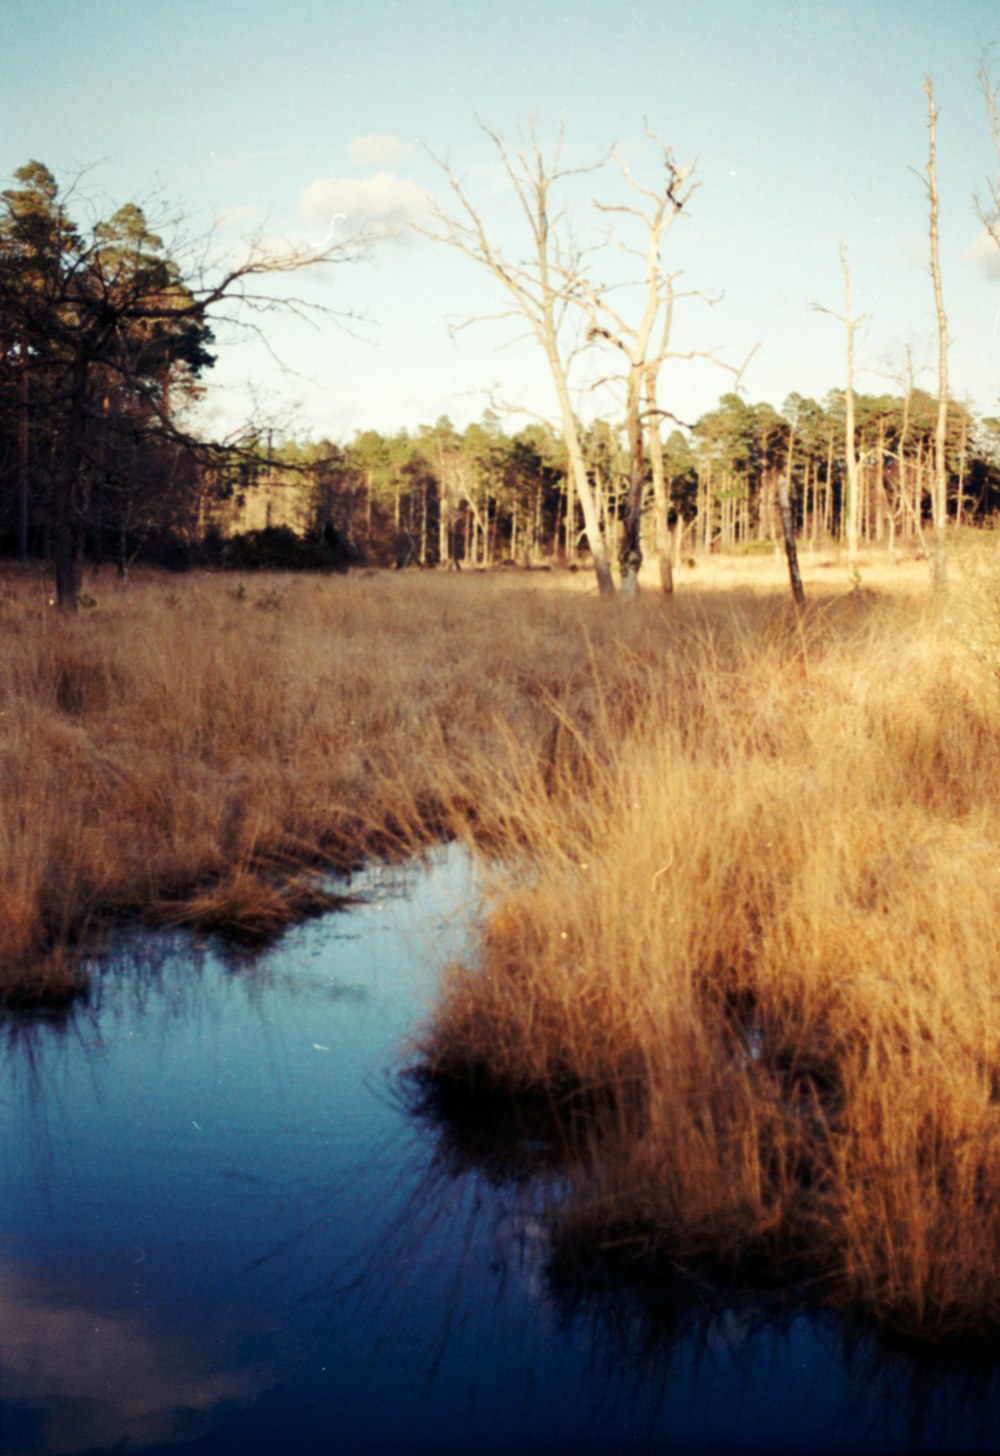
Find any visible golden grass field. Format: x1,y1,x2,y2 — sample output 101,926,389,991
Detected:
5,541,1000,1338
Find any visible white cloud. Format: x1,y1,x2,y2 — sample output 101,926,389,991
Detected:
347,133,413,167
965,226,1000,280
300,172,430,238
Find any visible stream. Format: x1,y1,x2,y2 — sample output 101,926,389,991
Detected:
2,845,1000,1455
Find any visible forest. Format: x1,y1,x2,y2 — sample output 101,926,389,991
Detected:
3,150,1000,597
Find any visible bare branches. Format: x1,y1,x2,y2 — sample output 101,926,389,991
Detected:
977,52,1000,252
0,161,370,608
419,119,616,593
419,117,748,598
571,133,747,595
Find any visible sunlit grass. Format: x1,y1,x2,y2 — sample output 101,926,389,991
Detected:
413,547,1000,1339
0,562,628,998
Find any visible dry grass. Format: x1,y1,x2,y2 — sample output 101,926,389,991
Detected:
0,561,626,999
413,544,1000,1340
6,546,1000,1337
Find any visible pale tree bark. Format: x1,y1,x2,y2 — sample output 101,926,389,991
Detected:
645,368,674,594
584,143,692,599
921,75,950,594
887,343,928,551
813,244,861,583
421,124,614,594
577,137,749,599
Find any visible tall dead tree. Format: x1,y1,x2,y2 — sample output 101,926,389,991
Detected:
421,123,614,594
919,75,950,594
976,54,1000,255
578,140,694,600
575,137,750,599
813,244,862,581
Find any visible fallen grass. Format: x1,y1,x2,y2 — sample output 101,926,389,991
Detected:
5,550,1000,1338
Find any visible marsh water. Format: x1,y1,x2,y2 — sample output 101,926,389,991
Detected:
3,846,1000,1456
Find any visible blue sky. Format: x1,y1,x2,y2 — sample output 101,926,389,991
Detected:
4,0,999,441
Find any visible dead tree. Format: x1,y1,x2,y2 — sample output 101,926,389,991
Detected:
813,245,862,583
578,136,751,599
420,122,615,594
918,75,950,594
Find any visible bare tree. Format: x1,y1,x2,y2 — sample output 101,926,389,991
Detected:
420,122,615,594
918,75,950,593
813,244,862,581
579,136,753,599
976,52,1000,253
579,142,693,598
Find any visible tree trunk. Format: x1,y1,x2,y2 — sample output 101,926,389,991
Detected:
778,436,805,607
644,379,673,594
924,77,949,594
547,354,613,592
17,331,30,563
55,343,89,612
619,374,645,600
840,246,861,579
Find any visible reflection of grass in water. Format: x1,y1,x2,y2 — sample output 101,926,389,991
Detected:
401,1053,1000,1453
544,1231,1000,1452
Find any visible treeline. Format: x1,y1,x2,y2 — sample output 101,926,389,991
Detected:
3,157,1000,584
241,389,1000,572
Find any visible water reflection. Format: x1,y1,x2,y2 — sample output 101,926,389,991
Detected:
368,1003,1000,1453
2,844,1000,1454
1,1259,266,1454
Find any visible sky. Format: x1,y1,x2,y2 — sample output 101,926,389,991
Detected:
3,0,1000,444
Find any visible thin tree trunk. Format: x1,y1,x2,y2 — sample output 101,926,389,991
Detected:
619,373,645,600
17,331,30,563
777,439,806,608
924,76,949,593
645,381,673,594
840,246,861,578
55,343,88,613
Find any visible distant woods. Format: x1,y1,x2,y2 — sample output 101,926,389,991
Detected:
159,392,1000,575
3,161,1000,585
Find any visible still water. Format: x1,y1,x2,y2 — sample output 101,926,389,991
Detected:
3,846,1000,1455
